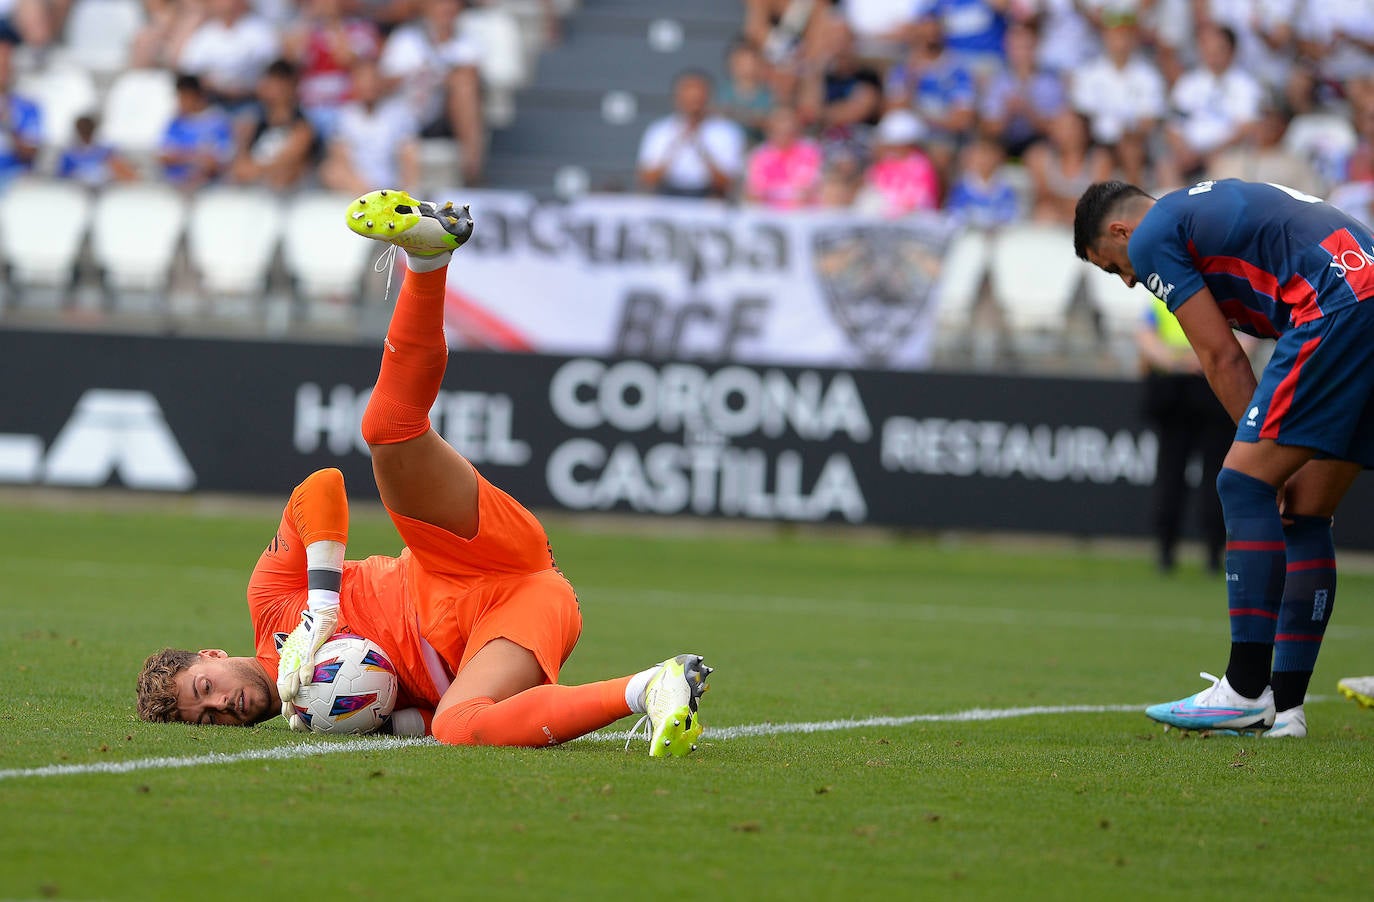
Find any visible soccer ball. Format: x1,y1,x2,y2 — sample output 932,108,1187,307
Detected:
289,634,398,735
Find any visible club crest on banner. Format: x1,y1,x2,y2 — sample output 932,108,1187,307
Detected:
811,222,953,365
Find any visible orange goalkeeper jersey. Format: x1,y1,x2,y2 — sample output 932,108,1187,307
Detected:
247,469,581,712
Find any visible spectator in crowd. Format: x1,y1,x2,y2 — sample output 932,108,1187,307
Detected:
1136,295,1232,575
1211,103,1324,197
797,18,884,162
320,57,419,196
838,0,921,60
378,0,485,185
57,115,138,188
716,38,775,145
816,146,863,208
283,0,382,139
1279,65,1357,190
229,59,321,190
944,134,1020,227
1163,23,1262,185
883,15,976,176
1015,0,1099,76
744,105,822,209
855,109,941,218
159,73,235,189
637,69,745,200
1024,109,1110,223
924,0,1008,75
176,0,281,113
979,19,1066,158
1070,14,1165,188
0,36,40,188
131,0,208,70
0,0,61,46
1202,0,1297,93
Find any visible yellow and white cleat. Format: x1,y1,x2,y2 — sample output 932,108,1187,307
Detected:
626,654,712,758
1337,676,1374,709
345,189,473,256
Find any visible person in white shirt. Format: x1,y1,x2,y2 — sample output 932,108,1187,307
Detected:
637,70,746,199
177,0,281,112
1071,16,1165,187
1164,22,1262,184
321,58,420,196
378,0,484,184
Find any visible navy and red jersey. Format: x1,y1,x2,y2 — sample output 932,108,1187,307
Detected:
1128,179,1374,339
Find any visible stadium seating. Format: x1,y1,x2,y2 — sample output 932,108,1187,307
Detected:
91,182,187,297
1083,264,1154,369
0,179,92,301
989,223,1082,355
187,188,284,299
282,192,373,302
97,68,177,158
17,64,99,149
485,0,739,195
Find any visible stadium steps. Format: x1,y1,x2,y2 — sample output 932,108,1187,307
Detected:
484,0,741,196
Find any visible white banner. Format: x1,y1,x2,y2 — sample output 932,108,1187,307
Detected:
438,191,958,370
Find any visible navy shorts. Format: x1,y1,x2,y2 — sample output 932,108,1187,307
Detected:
1236,301,1374,467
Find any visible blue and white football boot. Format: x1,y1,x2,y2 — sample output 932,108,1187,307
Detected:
1146,672,1275,733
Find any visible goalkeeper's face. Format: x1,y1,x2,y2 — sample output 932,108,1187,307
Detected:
174,650,279,726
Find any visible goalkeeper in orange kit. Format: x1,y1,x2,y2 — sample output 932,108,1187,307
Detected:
135,190,712,755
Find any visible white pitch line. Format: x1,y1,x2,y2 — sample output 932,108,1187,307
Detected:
0,703,1146,782
0,735,434,781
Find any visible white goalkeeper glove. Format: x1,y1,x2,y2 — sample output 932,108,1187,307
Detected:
275,602,338,710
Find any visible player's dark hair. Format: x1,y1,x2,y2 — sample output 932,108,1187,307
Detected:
1073,180,1151,260
264,58,297,81
174,73,203,95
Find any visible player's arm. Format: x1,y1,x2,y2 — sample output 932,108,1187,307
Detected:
1172,286,1256,424
276,468,350,713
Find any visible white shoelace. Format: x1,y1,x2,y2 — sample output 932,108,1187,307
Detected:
374,244,399,304
623,715,652,751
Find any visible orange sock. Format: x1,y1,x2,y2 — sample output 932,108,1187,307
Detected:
430,677,633,747
360,266,450,445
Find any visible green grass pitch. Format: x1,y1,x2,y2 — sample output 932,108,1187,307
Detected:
2,498,1372,900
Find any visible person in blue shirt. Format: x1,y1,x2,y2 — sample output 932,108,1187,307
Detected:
0,36,41,187
944,134,1018,227
159,73,235,188
57,115,138,188
923,0,1007,75
1075,178,1374,739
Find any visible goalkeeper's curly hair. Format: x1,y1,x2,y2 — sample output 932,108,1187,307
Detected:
136,648,200,722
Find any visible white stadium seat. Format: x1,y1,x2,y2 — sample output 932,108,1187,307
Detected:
17,65,99,148
187,188,284,296
0,179,92,291
98,68,177,155
91,183,187,293
935,227,990,333
282,192,372,300
989,223,1082,335
60,0,146,75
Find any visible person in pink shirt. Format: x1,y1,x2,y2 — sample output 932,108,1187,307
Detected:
745,105,823,209
857,109,940,219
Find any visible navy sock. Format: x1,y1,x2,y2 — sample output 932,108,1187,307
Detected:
1272,515,1337,711
1216,468,1284,698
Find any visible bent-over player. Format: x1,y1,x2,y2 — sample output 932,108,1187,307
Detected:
1075,178,1374,738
